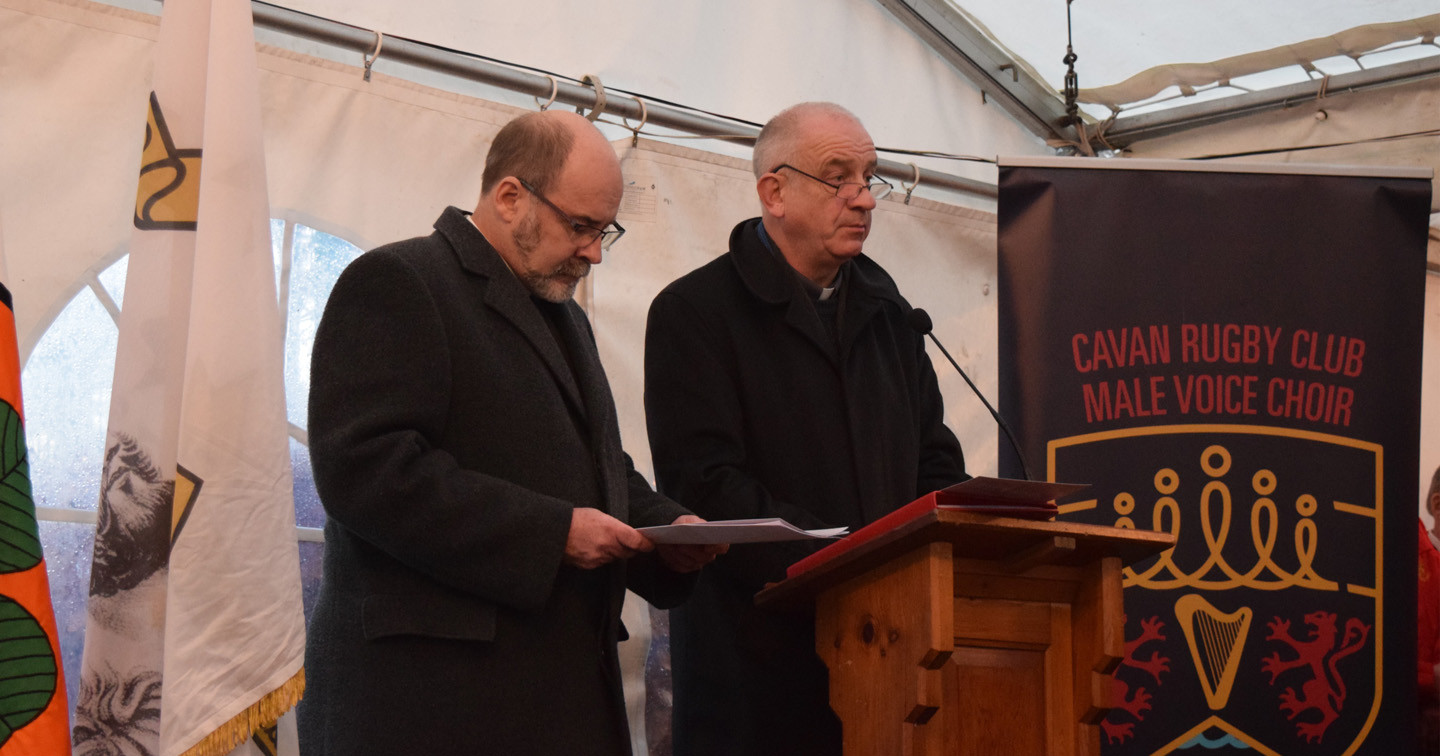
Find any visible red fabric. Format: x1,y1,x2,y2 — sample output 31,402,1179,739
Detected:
1418,519,1440,704
785,492,945,579
785,486,1062,580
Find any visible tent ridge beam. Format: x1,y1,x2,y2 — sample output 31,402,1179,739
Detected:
251,1,995,199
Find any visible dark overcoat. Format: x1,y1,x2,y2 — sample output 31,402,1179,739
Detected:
299,207,691,756
644,217,969,755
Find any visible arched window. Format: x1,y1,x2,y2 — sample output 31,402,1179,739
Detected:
24,218,363,715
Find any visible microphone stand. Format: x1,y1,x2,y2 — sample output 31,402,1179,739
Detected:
910,309,1034,482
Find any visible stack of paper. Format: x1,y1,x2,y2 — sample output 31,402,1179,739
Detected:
638,519,848,545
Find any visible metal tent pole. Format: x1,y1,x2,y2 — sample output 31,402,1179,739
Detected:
251,1,997,199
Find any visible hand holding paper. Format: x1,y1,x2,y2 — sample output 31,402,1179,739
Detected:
653,515,729,572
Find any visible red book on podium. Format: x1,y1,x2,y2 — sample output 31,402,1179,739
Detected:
785,477,1087,580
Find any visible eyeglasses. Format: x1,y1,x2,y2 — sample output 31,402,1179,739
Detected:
518,178,626,250
771,164,893,202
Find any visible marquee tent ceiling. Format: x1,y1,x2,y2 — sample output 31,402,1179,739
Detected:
84,0,1440,198
881,0,1440,143
230,0,1440,150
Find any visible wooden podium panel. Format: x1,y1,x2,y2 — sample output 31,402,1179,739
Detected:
758,510,1172,756
943,645,1049,755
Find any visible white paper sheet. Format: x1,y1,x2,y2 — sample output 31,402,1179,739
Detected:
638,518,848,545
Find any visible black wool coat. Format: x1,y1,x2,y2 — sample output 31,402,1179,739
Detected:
299,207,692,756
644,218,969,755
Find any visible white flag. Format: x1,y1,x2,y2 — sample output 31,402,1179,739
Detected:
74,0,306,754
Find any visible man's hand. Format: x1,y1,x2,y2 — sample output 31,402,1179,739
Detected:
655,514,729,573
564,507,653,569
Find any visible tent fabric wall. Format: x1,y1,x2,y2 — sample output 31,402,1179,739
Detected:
0,0,531,359
270,0,1049,192
1120,76,1440,215
1,0,156,360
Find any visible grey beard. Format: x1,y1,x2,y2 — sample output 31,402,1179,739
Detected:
523,259,590,302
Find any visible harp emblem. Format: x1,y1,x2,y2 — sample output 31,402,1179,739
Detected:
1176,593,1252,710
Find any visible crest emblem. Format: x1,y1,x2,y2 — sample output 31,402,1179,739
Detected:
1051,424,1382,755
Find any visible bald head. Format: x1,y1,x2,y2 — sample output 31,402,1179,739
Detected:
752,102,865,179
481,110,619,197
472,110,623,301
749,102,878,287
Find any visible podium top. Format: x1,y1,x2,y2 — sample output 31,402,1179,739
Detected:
755,507,1174,610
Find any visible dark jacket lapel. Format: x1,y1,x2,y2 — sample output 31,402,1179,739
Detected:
837,259,900,360
728,220,835,362
729,218,901,365
552,302,629,521
434,208,587,420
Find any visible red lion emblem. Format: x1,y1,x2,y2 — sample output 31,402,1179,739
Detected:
1261,611,1371,743
1101,615,1171,744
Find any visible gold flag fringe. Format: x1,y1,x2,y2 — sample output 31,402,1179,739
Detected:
179,667,306,756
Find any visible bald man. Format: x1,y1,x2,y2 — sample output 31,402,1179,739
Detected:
300,110,720,756
645,102,968,754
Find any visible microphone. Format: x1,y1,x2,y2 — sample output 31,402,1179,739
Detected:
908,308,1033,482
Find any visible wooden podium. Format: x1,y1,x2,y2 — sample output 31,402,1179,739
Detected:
755,507,1174,756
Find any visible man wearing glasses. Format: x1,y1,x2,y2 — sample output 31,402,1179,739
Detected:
645,102,968,755
301,109,722,756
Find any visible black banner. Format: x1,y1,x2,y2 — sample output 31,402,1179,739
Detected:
998,159,1431,755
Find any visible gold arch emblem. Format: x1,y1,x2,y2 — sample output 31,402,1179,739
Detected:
135,92,202,230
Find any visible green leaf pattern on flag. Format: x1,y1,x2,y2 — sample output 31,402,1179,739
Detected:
0,401,40,574
0,399,57,746
0,597,56,745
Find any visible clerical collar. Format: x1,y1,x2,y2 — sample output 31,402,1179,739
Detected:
757,221,842,301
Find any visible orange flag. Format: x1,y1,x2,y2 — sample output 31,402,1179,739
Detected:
0,234,71,755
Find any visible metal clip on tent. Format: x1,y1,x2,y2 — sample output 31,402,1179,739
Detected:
1315,74,1331,120
623,97,648,146
363,31,384,82
535,75,558,111
902,162,920,205
578,74,607,122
